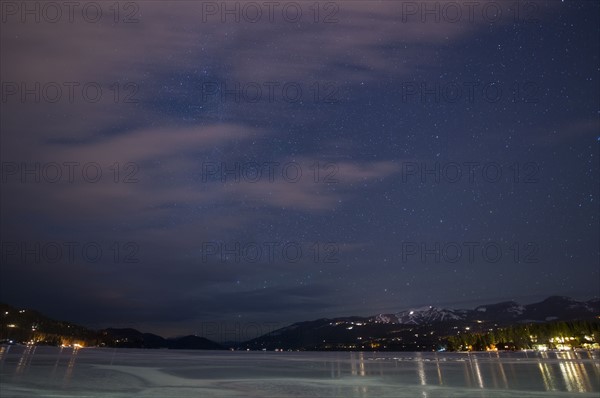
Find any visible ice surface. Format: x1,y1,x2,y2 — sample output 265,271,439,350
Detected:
1,346,598,397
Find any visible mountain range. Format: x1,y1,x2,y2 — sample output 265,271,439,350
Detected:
377,296,600,325
241,296,600,350
2,296,598,351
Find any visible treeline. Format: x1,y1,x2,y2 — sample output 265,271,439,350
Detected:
445,320,600,351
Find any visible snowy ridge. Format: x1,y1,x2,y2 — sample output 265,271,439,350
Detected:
377,296,599,326
394,306,464,325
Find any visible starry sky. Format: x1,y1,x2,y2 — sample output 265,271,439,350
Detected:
1,0,598,339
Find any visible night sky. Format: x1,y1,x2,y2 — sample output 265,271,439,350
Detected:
1,0,598,340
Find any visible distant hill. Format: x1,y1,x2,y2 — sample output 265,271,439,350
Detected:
0,303,223,350
0,303,97,346
100,328,224,350
168,335,223,350
377,296,600,325
2,296,598,351
241,296,600,351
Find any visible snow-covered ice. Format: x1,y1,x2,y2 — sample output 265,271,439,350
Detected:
1,346,598,397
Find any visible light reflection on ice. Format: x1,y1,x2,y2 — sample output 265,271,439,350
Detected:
0,346,598,397
471,355,484,389
63,347,78,387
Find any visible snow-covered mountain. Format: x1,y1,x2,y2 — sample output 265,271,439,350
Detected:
374,296,599,326
243,296,599,351
378,306,465,325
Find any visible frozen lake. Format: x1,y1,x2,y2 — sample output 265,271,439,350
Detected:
1,346,598,397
